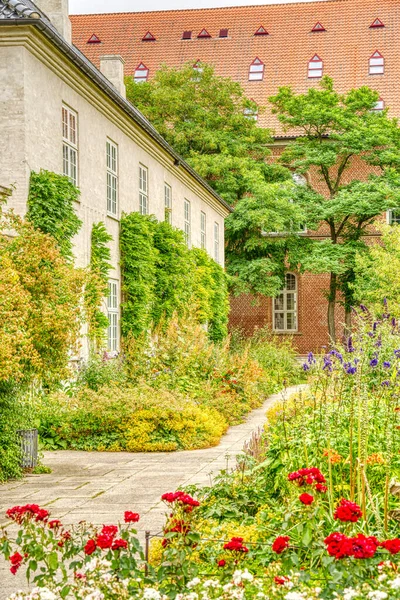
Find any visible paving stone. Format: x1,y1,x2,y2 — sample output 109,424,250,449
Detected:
0,385,307,599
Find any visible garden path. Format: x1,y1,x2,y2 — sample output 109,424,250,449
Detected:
0,384,307,598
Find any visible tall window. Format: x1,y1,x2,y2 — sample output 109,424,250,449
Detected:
308,55,323,78
134,62,149,82
200,211,206,249
107,280,118,352
62,105,78,186
184,199,191,246
273,273,298,332
248,58,264,81
106,139,118,216
214,222,220,263
388,210,400,225
164,183,172,224
369,51,385,75
372,98,385,112
139,165,148,215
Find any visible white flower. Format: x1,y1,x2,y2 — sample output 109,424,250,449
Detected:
241,569,254,582
285,593,306,600
143,590,162,600
183,594,198,600
187,578,201,589
378,574,387,582
30,590,57,600
223,583,233,592
368,593,388,600
390,578,400,590
203,580,220,589
343,590,358,600
83,591,104,600
314,589,322,596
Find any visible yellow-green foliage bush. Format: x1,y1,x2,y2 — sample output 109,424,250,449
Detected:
38,383,227,452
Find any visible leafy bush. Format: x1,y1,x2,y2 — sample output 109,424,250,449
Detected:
38,384,227,452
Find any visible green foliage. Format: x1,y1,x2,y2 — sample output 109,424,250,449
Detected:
85,222,113,348
27,170,82,261
268,77,400,339
120,212,229,340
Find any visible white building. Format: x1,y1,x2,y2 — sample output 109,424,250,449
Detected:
0,0,231,352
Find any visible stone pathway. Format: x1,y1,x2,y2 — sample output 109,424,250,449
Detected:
0,385,307,598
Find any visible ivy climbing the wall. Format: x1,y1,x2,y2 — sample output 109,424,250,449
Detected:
85,222,113,350
27,170,81,261
120,212,229,342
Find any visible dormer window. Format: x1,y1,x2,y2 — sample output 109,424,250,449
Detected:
219,28,229,38
142,31,156,41
370,18,385,28
182,30,192,40
134,62,149,83
87,34,101,44
372,98,385,111
369,50,385,75
254,25,269,36
311,22,326,32
248,58,264,81
308,54,323,78
197,29,211,39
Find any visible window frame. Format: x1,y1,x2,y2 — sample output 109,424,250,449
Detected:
369,51,385,75
248,57,265,81
273,273,298,333
62,104,78,186
308,55,323,79
214,221,220,263
200,211,207,249
387,210,400,225
106,139,118,217
134,62,149,83
107,279,119,353
139,164,149,215
184,199,191,247
164,182,172,224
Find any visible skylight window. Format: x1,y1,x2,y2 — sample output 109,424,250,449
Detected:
308,54,323,78
370,18,385,28
134,62,149,83
219,28,229,38
182,30,192,39
197,29,211,38
248,58,264,81
142,31,156,41
254,25,269,36
369,50,385,75
87,34,101,44
311,22,326,32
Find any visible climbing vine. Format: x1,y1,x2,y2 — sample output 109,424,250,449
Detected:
27,170,81,261
120,212,229,341
85,222,113,349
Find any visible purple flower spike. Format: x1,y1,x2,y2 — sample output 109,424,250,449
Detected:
370,358,378,368
303,363,310,372
360,304,368,312
383,361,391,369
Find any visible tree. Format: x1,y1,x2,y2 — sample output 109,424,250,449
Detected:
268,77,400,341
126,63,289,205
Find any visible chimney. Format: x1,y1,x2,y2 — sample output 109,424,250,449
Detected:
99,55,127,98
35,0,72,44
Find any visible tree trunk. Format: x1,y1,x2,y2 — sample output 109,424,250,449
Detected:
344,308,352,339
328,272,337,344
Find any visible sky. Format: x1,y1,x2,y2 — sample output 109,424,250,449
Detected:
70,0,330,15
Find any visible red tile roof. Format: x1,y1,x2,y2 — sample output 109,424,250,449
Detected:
71,0,400,133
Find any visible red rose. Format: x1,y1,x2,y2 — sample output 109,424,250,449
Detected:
274,576,289,585
334,499,362,523
101,525,118,538
84,539,97,555
218,559,226,567
10,565,20,575
9,552,23,566
299,493,314,505
272,536,290,554
124,511,140,523
381,538,400,555
112,538,128,551
48,519,62,529
223,537,249,552
35,508,49,522
96,534,113,549
315,483,328,493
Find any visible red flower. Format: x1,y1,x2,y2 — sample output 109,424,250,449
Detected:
9,552,23,566
84,539,97,555
218,559,226,567
299,493,314,505
274,576,289,585
288,467,326,487
381,539,400,555
58,531,71,548
112,538,128,551
161,491,200,507
35,509,49,522
334,499,362,523
101,525,118,537
272,536,290,554
315,483,328,493
166,519,191,535
48,519,62,529
324,532,379,560
10,565,20,575
124,511,140,523
6,504,49,524
223,537,249,553
352,534,379,559
96,534,114,549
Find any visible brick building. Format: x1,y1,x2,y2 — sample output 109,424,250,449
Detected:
70,0,399,353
